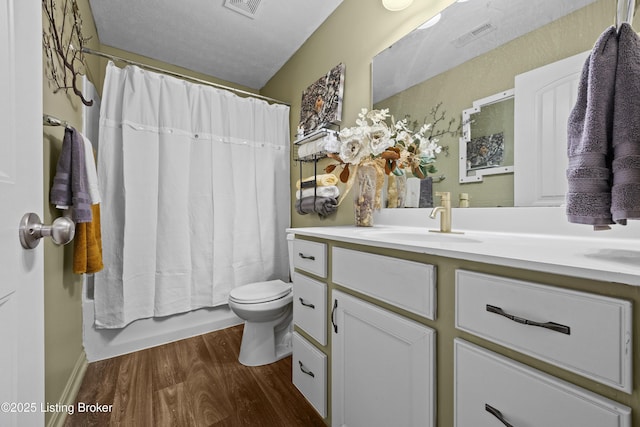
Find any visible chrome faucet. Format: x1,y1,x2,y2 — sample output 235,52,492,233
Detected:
429,191,452,233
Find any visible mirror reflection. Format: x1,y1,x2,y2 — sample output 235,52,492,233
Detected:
373,0,612,208
459,89,514,185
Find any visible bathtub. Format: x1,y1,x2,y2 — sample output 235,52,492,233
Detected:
82,276,243,361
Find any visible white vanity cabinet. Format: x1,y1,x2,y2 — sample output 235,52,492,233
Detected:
291,239,328,419
331,247,437,427
331,290,435,427
288,227,638,426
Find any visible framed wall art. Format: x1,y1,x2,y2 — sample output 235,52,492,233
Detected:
298,63,345,136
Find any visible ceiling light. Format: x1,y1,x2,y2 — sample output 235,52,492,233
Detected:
382,0,414,11
418,13,441,30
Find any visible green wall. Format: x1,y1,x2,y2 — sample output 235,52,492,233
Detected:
42,2,100,424
261,0,456,227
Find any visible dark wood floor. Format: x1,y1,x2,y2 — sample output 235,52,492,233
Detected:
65,324,326,427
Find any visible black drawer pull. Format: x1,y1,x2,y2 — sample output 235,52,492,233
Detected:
486,304,570,335
486,404,514,427
299,297,315,309
298,361,315,378
298,252,315,261
331,299,338,333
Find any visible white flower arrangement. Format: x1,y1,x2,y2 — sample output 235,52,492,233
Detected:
326,107,444,182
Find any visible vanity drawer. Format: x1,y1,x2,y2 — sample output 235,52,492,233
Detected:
293,272,327,345
455,270,632,392
454,339,631,427
293,239,327,278
292,332,327,418
332,247,436,319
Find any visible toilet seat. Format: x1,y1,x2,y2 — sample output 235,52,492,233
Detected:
229,280,292,304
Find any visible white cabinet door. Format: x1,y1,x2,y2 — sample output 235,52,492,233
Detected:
331,291,435,427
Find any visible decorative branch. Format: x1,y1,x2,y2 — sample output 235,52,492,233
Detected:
403,102,469,158
42,0,93,106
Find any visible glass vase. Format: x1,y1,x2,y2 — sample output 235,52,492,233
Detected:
354,164,378,227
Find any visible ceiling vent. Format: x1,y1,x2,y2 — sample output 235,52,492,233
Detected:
224,0,262,19
453,21,496,48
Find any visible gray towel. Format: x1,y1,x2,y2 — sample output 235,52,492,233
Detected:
611,23,640,224
50,127,93,223
566,26,618,227
295,196,338,218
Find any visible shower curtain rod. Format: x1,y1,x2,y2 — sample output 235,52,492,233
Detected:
81,47,291,107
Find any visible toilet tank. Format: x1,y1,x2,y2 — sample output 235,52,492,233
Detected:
287,233,295,280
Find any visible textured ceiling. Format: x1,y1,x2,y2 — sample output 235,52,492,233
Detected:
89,0,343,90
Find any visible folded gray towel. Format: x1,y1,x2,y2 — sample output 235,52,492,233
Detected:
295,196,338,218
611,23,640,224
566,26,618,227
50,127,93,223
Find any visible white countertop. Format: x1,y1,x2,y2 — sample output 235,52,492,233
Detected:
287,225,640,286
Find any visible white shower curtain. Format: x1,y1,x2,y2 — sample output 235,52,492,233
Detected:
94,61,290,329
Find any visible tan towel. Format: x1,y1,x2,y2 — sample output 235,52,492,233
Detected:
296,173,338,189
73,203,103,274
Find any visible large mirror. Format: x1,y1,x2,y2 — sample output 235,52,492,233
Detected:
373,0,614,208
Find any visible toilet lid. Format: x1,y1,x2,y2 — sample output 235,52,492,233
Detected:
228,280,292,304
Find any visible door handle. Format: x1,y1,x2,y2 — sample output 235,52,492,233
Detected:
19,212,75,249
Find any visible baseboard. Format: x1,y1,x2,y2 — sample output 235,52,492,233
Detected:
47,351,88,427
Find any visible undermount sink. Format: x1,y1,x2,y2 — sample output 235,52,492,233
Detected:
359,228,482,244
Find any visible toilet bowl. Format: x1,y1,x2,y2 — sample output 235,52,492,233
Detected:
227,234,295,366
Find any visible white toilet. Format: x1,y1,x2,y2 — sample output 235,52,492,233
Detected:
227,234,295,366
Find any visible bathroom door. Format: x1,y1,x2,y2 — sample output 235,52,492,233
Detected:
0,0,44,425
514,50,589,207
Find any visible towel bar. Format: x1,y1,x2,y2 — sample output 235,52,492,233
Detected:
43,114,70,128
